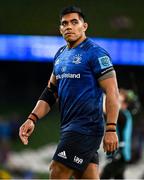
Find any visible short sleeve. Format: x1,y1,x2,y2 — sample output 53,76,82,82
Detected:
53,45,66,76
89,47,114,79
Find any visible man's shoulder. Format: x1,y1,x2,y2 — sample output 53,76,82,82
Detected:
82,38,109,55
80,38,98,51
91,39,109,52
54,45,66,59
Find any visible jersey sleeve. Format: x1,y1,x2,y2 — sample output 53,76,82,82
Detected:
52,45,66,76
89,47,115,80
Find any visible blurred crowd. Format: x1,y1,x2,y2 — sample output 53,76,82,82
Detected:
0,113,26,179
0,88,144,179
101,88,144,179
0,113,20,164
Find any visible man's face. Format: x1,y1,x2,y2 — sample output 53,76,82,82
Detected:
60,13,88,42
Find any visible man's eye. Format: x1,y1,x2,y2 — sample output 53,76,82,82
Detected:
72,21,78,25
62,22,67,26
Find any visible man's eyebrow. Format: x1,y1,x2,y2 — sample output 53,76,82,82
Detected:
61,18,79,23
61,20,67,23
71,18,79,22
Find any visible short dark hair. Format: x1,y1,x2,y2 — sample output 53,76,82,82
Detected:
60,6,85,21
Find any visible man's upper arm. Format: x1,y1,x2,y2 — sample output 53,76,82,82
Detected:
48,73,57,87
89,47,114,80
99,74,120,125
99,72,119,96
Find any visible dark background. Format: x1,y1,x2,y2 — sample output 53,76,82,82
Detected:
0,0,144,178
1,62,144,107
0,0,144,140
1,0,144,38
0,0,144,108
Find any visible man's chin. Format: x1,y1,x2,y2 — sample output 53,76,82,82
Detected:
65,37,77,42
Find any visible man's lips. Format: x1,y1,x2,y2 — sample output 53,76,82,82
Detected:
64,32,74,36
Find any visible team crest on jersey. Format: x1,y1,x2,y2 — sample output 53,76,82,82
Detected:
98,55,112,69
72,54,82,64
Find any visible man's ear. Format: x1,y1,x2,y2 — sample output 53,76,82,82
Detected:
83,22,88,32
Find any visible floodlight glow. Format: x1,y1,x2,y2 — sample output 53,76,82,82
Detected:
0,35,144,65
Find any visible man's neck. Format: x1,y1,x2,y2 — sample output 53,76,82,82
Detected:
67,35,87,49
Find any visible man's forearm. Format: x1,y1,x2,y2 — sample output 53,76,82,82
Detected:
30,100,51,122
105,91,120,125
28,79,57,123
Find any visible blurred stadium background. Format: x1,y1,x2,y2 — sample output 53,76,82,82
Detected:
0,0,144,179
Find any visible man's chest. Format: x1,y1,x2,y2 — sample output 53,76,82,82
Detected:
54,50,89,77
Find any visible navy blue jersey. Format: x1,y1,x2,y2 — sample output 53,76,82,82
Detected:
53,38,114,136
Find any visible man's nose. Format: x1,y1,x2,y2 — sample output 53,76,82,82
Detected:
66,27,72,31
66,23,72,29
